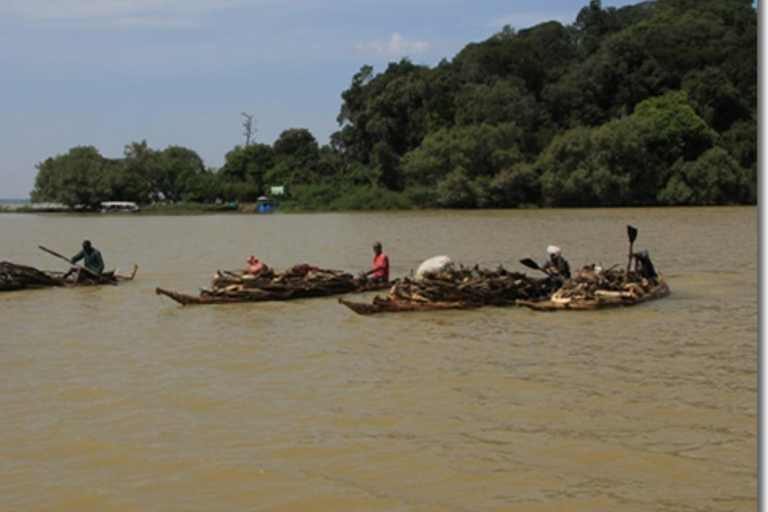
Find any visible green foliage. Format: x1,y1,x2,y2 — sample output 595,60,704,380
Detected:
123,141,208,202
632,91,716,162
270,128,320,185
30,0,756,209
286,184,413,211
316,146,347,184
330,186,413,211
682,67,750,132
402,186,439,209
136,201,221,214
454,79,537,129
538,126,598,206
370,141,402,190
543,28,671,128
285,183,341,210
454,21,577,97
436,168,478,208
401,123,525,187
721,119,756,172
31,146,130,208
657,147,750,205
487,163,541,207
218,143,275,197
591,115,661,205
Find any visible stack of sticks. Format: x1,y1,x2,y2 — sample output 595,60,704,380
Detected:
551,265,656,301
203,265,361,299
387,265,549,307
0,261,63,291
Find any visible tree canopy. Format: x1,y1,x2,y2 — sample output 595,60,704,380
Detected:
31,0,756,210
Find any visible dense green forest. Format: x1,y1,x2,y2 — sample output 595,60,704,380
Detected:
31,0,757,210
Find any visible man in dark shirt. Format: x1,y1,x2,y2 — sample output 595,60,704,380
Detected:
632,249,658,284
66,240,105,282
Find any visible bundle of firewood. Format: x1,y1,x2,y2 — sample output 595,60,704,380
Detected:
206,265,360,298
387,265,549,306
0,261,63,291
552,265,656,300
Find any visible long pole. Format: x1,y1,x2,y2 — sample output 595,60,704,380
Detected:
38,245,115,285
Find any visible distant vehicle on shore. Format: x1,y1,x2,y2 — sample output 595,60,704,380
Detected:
256,196,275,213
101,201,139,213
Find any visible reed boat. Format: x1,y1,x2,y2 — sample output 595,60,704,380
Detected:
516,276,670,311
338,295,483,315
0,261,138,291
338,266,547,315
155,266,393,305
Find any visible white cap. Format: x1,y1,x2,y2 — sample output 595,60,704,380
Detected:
547,245,561,255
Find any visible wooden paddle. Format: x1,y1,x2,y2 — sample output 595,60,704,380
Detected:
626,225,638,277
519,258,550,275
38,245,116,285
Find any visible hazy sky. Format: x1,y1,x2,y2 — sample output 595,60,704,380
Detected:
1,0,643,198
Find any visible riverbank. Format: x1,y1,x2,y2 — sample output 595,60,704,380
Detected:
0,197,753,215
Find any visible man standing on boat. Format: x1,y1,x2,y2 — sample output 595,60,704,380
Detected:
365,241,389,283
632,249,658,284
65,240,105,282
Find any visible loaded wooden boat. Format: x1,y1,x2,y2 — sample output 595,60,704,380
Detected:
0,261,138,291
63,265,138,286
516,269,670,311
339,265,549,315
155,264,392,305
339,295,483,315
515,225,671,311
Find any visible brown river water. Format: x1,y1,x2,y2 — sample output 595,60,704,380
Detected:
0,207,757,511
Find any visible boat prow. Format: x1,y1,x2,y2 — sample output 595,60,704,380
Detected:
339,296,483,315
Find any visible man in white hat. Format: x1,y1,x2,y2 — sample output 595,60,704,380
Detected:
542,245,571,280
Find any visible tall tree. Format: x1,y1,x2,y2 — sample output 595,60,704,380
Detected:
123,141,207,201
31,146,125,208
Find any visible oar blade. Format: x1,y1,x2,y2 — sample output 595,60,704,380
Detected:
627,225,638,243
519,258,540,271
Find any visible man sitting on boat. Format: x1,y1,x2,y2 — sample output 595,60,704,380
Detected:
542,245,571,279
364,241,389,283
64,240,105,282
245,255,269,276
540,245,571,292
632,249,658,284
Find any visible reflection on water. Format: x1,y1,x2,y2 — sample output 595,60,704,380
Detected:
0,207,757,511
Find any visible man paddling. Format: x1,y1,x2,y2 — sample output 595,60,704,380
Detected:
64,240,105,282
542,245,571,279
539,244,571,293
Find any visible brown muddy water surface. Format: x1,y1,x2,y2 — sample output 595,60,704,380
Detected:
0,207,757,511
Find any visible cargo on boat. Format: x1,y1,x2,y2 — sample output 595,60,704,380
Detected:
338,265,550,315
339,260,670,315
516,265,670,311
0,261,138,291
155,264,392,305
